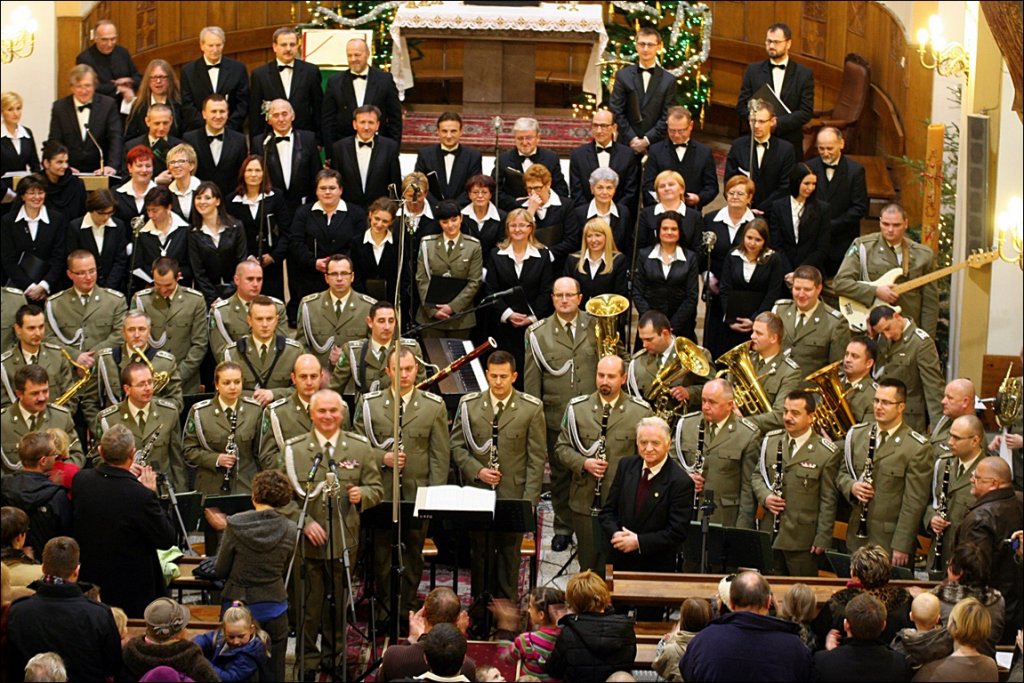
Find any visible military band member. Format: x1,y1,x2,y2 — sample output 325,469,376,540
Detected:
554,356,651,573
524,277,599,552
1,287,25,351
627,311,706,413
929,379,976,458
1,365,83,472
223,295,304,406
1,305,75,412
415,201,483,339
451,350,546,601
94,362,186,490
84,310,183,427
838,378,932,566
923,414,983,573
867,305,944,433
331,300,426,397
675,378,760,528
772,265,850,378
283,389,383,676
356,347,450,619
209,259,286,359
260,354,323,470
740,312,803,432
44,250,127,370
752,391,840,576
132,257,208,394
297,254,376,371
841,336,878,423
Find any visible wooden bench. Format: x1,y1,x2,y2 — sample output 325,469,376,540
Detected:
125,604,223,638
169,556,218,602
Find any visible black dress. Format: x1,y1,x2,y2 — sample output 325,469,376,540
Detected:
113,181,156,228
65,215,130,292
701,209,755,353
188,222,248,305
708,248,788,359
226,191,291,301
563,252,629,307
633,245,700,341
132,217,192,293
1,128,40,218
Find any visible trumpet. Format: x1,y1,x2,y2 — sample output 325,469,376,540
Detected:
134,423,163,467
856,425,877,539
129,345,171,393
586,294,630,358
55,348,92,407
646,337,713,420
220,408,239,493
418,338,496,390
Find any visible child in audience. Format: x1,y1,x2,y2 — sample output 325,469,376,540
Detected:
110,606,130,647
506,587,566,680
779,584,818,650
476,664,505,681
192,602,270,682
890,592,953,668
653,597,712,681
45,428,80,493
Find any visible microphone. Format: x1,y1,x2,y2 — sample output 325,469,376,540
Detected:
492,116,503,134
482,286,523,303
325,471,338,493
306,452,323,481
328,459,340,479
387,183,400,201
84,124,105,175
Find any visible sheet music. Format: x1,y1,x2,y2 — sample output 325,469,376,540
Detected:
414,485,496,517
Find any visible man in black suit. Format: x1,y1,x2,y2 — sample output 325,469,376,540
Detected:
414,112,483,206
643,106,719,210
249,27,324,145
180,26,250,133
251,99,322,214
329,104,402,211
48,64,122,176
323,37,403,153
568,108,638,210
609,27,678,157
183,94,249,197
724,100,795,214
736,22,815,157
493,117,568,212
599,416,694,574
807,127,868,276
122,103,182,178
75,20,140,108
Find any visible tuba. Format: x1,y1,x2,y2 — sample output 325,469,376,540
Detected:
130,345,171,393
994,363,1022,429
55,348,92,407
645,337,713,419
714,342,771,416
805,361,856,440
585,294,630,359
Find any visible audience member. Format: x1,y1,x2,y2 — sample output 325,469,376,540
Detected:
652,597,712,682
778,583,817,650
23,652,68,682
44,427,80,493
912,597,999,682
121,597,220,682
890,592,953,669
111,606,130,647
0,432,72,557
475,664,504,682
814,592,912,682
0,506,43,588
931,542,1005,655
506,587,566,679
192,601,271,683
420,623,472,682
379,587,475,681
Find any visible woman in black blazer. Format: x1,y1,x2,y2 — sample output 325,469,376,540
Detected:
522,164,574,273
226,155,291,301
563,216,629,306
40,140,86,221
351,196,412,305
132,185,191,294
188,181,247,305
485,208,554,388
710,218,788,359
637,169,701,256
567,167,632,256
1,91,41,217
66,189,130,292
0,175,67,303
633,210,700,341
768,162,831,284
461,174,506,256
115,145,157,228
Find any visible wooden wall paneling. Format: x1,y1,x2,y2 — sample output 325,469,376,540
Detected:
709,2,749,42
156,2,181,50
179,5,209,45
56,16,83,98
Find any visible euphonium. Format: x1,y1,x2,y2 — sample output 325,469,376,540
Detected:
645,337,713,419
130,345,170,393
994,363,1022,429
714,342,771,416
585,294,630,359
805,361,856,440
55,348,92,407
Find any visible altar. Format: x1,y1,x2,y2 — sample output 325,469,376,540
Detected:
389,1,608,114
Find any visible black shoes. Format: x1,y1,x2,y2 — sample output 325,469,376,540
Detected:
551,534,572,552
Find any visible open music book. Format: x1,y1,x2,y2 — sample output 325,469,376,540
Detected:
414,485,497,517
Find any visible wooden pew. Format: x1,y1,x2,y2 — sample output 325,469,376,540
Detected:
125,604,223,638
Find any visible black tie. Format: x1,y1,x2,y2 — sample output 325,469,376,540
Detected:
519,154,535,164
278,64,293,72
443,148,458,156
27,354,37,365
274,136,290,143
259,344,268,363
675,142,688,150
207,133,224,142
787,438,796,459
595,146,612,154
351,73,367,80
29,413,39,431
206,63,220,70
565,321,574,342
77,103,91,112
823,163,838,170
638,67,655,75
879,431,889,448
136,410,146,432
756,141,768,149
773,63,787,70
358,140,373,149
225,407,234,424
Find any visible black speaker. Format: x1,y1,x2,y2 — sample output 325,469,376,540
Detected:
964,114,990,253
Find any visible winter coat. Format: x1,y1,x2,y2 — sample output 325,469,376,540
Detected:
212,508,294,605
652,628,698,682
119,636,220,682
890,627,954,669
545,610,637,683
193,630,269,682
680,610,813,682
0,470,73,555
931,581,1005,656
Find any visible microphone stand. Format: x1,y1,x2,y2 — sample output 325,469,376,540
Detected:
747,100,758,178
404,297,503,338
287,455,321,683
155,468,197,556
626,154,647,347
126,215,145,299
85,124,105,176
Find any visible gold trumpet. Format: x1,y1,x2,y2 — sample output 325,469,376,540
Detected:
805,361,856,440
645,337,713,419
585,294,630,358
55,348,92,407
714,342,771,416
129,345,171,393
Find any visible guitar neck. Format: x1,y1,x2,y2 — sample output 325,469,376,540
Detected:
892,260,973,295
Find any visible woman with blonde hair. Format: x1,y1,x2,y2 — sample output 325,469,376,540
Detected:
637,169,702,254
160,143,201,220
1,91,41,217
779,583,817,650
912,597,998,682
563,217,628,306
398,171,439,254
125,59,196,139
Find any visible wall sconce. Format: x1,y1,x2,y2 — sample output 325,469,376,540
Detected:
916,14,970,79
996,197,1023,271
1,6,37,64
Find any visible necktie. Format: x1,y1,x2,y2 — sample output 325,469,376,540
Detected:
494,400,505,421
377,346,386,366
278,64,293,72
351,72,367,80
957,462,965,479
29,413,39,431
225,407,234,425
335,300,342,318
274,136,290,144
323,441,334,463
788,437,796,459
796,313,806,331
756,140,768,149
595,146,612,154
635,468,653,515
81,294,90,307
565,321,574,342
27,354,37,365
879,431,889,448
207,133,224,142
638,67,655,75
706,422,717,443
358,140,373,149
77,103,92,112
206,63,220,70
136,410,146,432
446,240,455,255
259,344,268,363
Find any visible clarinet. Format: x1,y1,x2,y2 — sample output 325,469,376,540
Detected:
396,398,405,495
133,424,163,466
488,411,500,490
692,420,707,506
931,458,952,575
856,425,878,539
590,404,612,516
770,438,784,539
220,408,239,493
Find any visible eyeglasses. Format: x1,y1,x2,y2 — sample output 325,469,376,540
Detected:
167,159,190,166
592,123,614,129
552,292,581,299
765,39,788,46
726,191,748,198
873,398,905,406
969,474,996,483
948,433,973,441
71,268,98,277
149,75,169,81
328,271,353,278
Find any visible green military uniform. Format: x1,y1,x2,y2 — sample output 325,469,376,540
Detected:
451,389,546,601
674,412,761,528
331,337,425,397
833,232,939,336
96,398,186,490
1,343,76,412
356,387,450,617
875,320,945,433
224,334,304,401
554,392,651,574
183,396,268,495
843,375,877,424
752,429,840,576
84,345,184,427
626,348,706,416
1,403,83,471
259,393,313,470
838,421,932,555
134,285,209,394
283,429,383,672
44,286,127,357
922,453,979,574
415,234,483,336
928,415,954,459
297,290,376,369
738,352,804,433
773,299,850,379
1,287,25,352
524,312,599,539
208,293,286,359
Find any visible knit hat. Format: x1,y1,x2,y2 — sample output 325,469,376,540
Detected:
144,597,190,641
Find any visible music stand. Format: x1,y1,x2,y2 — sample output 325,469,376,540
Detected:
161,491,203,536
200,493,253,529
685,522,772,574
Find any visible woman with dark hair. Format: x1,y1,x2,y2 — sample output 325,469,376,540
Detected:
563,217,629,306
930,542,1005,656
0,174,67,302
637,169,701,255
351,196,408,304
114,145,157,227
40,140,86,220
769,162,831,285
66,188,130,291
568,167,632,253
461,174,506,256
124,59,197,140
708,218,787,358
1,91,41,218
633,210,700,341
226,155,291,301
132,184,191,292
189,181,246,304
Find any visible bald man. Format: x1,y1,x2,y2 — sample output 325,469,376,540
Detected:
930,379,975,458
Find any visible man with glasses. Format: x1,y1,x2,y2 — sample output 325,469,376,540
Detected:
297,254,376,372
838,378,932,566
735,22,814,155
609,27,678,157
210,259,286,359
75,20,141,109
121,103,182,177
642,106,719,210
724,99,795,213
569,109,638,209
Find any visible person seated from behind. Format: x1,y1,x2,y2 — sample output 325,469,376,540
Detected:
110,606,131,648
653,597,712,682
420,623,472,682
0,506,42,588
815,592,912,682
379,587,476,681
890,592,953,670
912,597,999,683
120,597,219,682
778,583,817,650
24,652,67,683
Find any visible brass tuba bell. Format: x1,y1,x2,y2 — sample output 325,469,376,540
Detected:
645,337,713,419
714,341,771,416
994,363,1022,430
804,360,856,440
585,294,630,358
129,345,171,393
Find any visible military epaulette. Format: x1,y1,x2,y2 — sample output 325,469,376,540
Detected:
267,397,289,410
191,398,213,411
631,348,647,359
850,421,873,431
2,286,24,295
528,318,545,333
135,287,154,297
101,287,125,299
179,286,204,298
363,389,383,400
783,356,800,370
223,341,239,352
349,339,367,349
241,397,263,409
869,381,879,390
460,391,481,403
627,395,651,409
772,299,792,312
827,307,843,320
914,328,930,340
284,338,303,349
300,292,321,303
97,403,119,418
400,338,418,346
211,298,231,309
284,433,307,446
97,347,114,357
268,295,285,306
154,350,175,362
420,390,443,403
518,392,542,406
681,410,701,420
421,234,442,242
460,234,480,243
48,288,70,301
569,395,589,405
358,293,376,304
0,350,11,362
766,428,786,436
41,341,61,351
821,438,839,452
154,397,177,410
47,403,72,416
910,430,927,444
739,417,758,432
344,431,370,444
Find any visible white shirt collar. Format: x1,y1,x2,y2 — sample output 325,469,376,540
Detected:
116,179,156,196
497,243,543,260
313,199,348,213
795,301,820,318
276,60,296,69
522,192,561,210
771,58,789,69
648,245,686,262
217,397,239,413
787,428,813,453
168,175,201,196
399,202,434,219
81,212,115,229
645,455,668,478
15,205,50,224
203,58,221,67
713,206,756,229
315,429,340,450
0,125,30,140
461,202,500,223
654,202,685,216
587,199,619,218
231,190,275,206
489,391,511,410
140,212,189,235
363,229,394,246
730,247,756,263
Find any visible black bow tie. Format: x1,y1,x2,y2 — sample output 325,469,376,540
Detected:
519,153,536,163
351,73,367,80
823,162,839,170
674,142,688,150
358,140,373,149
638,66,656,75
755,140,768,149
278,64,293,72
207,133,224,142
442,148,458,156
206,63,220,70
772,63,787,70
273,135,290,143
77,103,91,112
595,145,612,154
